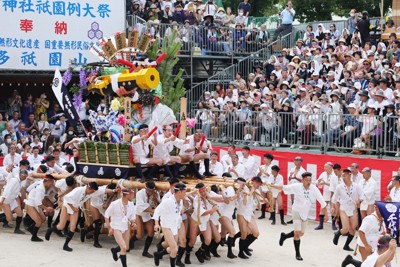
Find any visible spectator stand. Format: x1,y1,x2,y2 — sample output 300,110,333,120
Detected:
186,32,295,110
191,109,398,159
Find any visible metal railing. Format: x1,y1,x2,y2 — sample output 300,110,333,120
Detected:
186,32,295,110
189,109,398,157
293,17,382,36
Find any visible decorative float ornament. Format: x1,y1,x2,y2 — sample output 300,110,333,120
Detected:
117,114,127,126
109,125,125,143
88,109,118,133
110,98,121,111
186,118,197,129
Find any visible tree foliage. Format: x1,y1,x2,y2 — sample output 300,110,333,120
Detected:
147,30,186,114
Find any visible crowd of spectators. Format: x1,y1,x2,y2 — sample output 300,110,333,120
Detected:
193,10,400,156
126,0,276,55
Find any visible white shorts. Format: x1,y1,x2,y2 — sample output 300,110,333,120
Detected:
341,206,357,217
137,212,152,223
210,213,219,226
181,214,187,221
138,157,150,165
5,198,19,211
360,201,373,211
292,211,307,233
198,218,209,232
63,202,76,215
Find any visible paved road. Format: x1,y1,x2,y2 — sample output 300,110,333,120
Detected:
0,213,399,267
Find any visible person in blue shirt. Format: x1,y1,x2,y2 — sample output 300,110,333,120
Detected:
237,0,251,17
273,1,295,41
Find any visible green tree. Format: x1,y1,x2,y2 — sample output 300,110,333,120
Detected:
333,0,391,18
291,0,336,22
147,30,186,114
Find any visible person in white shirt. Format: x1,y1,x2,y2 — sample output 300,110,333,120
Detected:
286,156,306,224
106,187,136,267
152,125,183,179
239,146,258,180
3,145,22,168
52,176,77,237
350,163,364,184
257,153,273,220
329,163,343,230
45,182,99,252
81,184,117,248
361,236,396,267
199,151,223,177
131,124,163,181
135,181,160,258
216,185,237,259
386,176,400,202
43,155,65,174
223,155,245,179
53,149,67,170
355,208,386,262
332,168,361,251
179,130,215,179
153,183,187,267
27,146,44,167
220,144,236,170
24,175,55,242
236,177,263,259
359,167,377,219
51,114,67,141
0,169,28,233
273,172,327,261
268,165,285,225
187,183,219,263
315,162,334,230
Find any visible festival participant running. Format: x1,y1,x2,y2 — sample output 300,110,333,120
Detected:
153,183,187,267
81,183,117,248
358,167,377,219
131,124,163,181
218,185,238,258
332,168,361,251
257,153,273,220
236,177,263,259
273,172,327,261
106,187,136,267
315,162,334,230
286,156,306,224
268,165,285,225
0,169,28,233
187,183,219,263
24,174,55,242
135,181,160,258
45,182,99,252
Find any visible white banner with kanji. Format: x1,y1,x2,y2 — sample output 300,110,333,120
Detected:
0,0,125,70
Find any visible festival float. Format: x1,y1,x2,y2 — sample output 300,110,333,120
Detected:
62,28,190,179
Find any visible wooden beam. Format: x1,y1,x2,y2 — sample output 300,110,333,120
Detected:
179,97,187,139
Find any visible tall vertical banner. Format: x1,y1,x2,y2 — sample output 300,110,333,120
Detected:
376,201,400,239
0,0,125,70
52,68,79,126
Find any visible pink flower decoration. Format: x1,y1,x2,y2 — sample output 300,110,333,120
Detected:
117,114,127,126
186,118,197,129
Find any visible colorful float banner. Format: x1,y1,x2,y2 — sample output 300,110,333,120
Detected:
0,0,125,70
214,146,397,220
